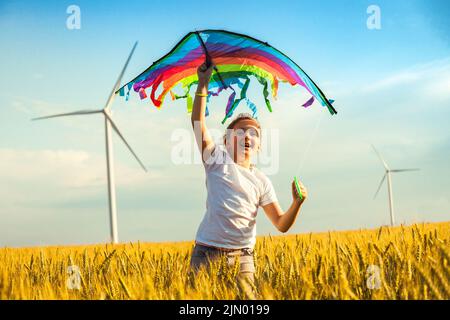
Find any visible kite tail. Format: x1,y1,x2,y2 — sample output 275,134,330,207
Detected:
171,84,209,116
245,98,258,118
303,96,336,115
326,99,337,115
186,95,193,113
221,77,252,124
254,75,272,113
125,83,133,101
139,88,147,100
302,96,315,108
272,77,279,99
223,89,237,121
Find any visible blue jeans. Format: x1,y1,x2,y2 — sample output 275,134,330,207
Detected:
189,243,256,288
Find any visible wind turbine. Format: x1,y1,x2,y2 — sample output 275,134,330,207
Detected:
372,145,419,226
32,42,146,244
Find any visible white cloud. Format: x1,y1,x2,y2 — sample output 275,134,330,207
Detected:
0,148,161,200
361,57,450,98
5,94,85,116
363,71,420,93
422,72,450,100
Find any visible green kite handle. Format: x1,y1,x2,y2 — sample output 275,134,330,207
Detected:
294,176,303,201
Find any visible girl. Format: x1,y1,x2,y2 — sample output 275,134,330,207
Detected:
189,62,307,291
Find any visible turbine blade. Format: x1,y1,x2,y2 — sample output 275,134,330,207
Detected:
103,41,138,110
374,173,387,199
391,168,420,173
103,112,147,172
31,109,102,121
371,144,389,170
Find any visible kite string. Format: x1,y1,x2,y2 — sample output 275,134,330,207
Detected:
294,110,325,176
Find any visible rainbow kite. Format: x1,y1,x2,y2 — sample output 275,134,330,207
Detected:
116,29,336,124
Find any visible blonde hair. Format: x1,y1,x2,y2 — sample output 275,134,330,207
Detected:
223,113,261,145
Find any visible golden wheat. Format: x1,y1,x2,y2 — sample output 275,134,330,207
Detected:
0,222,448,300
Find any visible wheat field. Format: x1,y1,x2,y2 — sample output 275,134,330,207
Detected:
0,222,449,300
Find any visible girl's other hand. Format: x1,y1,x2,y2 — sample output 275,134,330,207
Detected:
291,179,307,204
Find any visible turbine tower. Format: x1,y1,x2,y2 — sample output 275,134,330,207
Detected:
32,42,146,244
372,145,419,227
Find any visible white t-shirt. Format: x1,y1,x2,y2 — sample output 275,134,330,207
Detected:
194,144,278,250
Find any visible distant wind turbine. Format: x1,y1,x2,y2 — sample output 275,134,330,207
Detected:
32,42,146,244
372,145,419,227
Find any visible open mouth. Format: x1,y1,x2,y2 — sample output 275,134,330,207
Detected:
239,141,252,150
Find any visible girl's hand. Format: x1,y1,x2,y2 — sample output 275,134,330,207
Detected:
291,179,307,204
197,62,214,87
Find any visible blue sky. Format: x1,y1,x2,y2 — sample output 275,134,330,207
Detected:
0,0,449,247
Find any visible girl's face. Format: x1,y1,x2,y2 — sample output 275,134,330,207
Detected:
227,119,261,158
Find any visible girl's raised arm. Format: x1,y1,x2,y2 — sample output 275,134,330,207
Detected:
191,63,216,164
